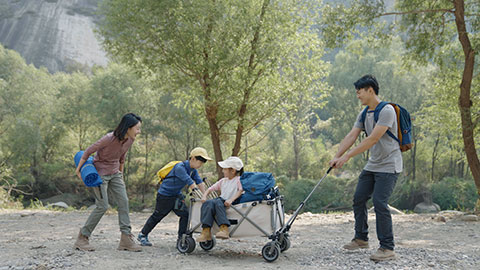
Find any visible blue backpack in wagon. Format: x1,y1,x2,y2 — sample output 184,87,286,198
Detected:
235,172,276,203
360,101,413,152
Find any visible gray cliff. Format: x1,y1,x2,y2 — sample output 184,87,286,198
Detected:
0,0,108,73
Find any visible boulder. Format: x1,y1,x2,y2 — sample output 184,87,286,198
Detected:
47,201,68,209
438,210,465,217
414,202,441,213
460,215,478,222
41,193,92,208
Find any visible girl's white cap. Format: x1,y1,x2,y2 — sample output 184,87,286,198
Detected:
218,156,244,170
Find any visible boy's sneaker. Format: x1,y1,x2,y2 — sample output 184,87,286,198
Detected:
343,238,369,250
370,248,396,261
137,233,152,246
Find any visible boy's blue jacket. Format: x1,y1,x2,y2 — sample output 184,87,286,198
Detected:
157,160,203,196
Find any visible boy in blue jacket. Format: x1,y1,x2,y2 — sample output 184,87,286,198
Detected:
138,147,211,246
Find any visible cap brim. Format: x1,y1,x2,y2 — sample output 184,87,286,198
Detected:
218,161,227,168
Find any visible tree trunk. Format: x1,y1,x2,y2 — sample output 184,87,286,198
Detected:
232,0,269,157
459,160,465,178
204,82,223,178
453,0,480,211
206,110,223,179
411,123,417,183
293,131,300,180
142,133,148,204
200,7,225,179
244,135,248,166
431,134,440,182
78,122,83,150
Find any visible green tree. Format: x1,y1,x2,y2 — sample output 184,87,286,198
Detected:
321,0,480,210
279,37,330,180
97,0,327,177
56,72,98,150
322,36,430,180
0,44,71,199
90,64,142,129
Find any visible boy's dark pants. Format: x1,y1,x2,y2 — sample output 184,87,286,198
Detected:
353,170,398,250
201,197,230,228
141,193,188,238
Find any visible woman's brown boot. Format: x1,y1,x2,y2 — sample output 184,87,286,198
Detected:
73,231,95,251
117,233,142,252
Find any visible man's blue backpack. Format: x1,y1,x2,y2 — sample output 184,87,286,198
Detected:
360,101,413,152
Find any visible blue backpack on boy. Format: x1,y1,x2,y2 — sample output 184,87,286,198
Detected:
360,101,413,152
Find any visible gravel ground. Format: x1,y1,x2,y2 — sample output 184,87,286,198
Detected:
0,209,479,270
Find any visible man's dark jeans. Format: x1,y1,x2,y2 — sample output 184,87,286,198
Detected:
141,193,188,238
353,170,398,250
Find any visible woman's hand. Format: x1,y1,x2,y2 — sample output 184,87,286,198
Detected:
75,158,86,180
201,195,207,203
75,169,82,180
224,200,232,207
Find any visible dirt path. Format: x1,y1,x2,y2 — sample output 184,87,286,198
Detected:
0,209,479,269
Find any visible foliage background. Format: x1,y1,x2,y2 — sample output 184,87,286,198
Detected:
0,0,478,212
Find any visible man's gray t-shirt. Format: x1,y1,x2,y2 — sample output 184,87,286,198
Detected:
354,104,403,173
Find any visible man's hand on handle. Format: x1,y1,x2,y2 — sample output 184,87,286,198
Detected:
329,155,350,169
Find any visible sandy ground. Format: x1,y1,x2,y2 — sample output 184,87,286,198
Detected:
0,209,479,270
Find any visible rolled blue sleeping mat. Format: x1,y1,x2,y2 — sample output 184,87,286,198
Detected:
74,151,102,187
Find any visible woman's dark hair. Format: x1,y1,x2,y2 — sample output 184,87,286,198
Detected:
236,167,244,176
113,113,142,141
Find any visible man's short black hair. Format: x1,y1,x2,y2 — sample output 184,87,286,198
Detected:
354,75,379,95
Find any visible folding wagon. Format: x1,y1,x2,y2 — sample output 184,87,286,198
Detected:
176,168,332,262
176,190,290,262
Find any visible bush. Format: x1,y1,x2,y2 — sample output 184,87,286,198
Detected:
431,177,478,210
0,188,23,209
280,176,355,213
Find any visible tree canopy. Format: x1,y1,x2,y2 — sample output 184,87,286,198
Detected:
97,0,330,177
320,0,480,210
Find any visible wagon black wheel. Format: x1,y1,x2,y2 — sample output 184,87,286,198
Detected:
199,237,216,251
177,236,196,254
278,235,291,252
262,242,281,262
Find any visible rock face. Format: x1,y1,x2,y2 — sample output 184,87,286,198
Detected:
414,202,441,213
0,0,108,73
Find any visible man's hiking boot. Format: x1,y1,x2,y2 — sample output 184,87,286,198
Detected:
343,238,369,250
118,233,142,252
370,248,396,261
215,224,229,239
196,227,212,242
137,233,152,246
73,231,95,251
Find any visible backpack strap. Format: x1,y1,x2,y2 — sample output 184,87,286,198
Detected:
359,106,368,124
375,102,400,143
362,101,400,143
359,101,389,126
